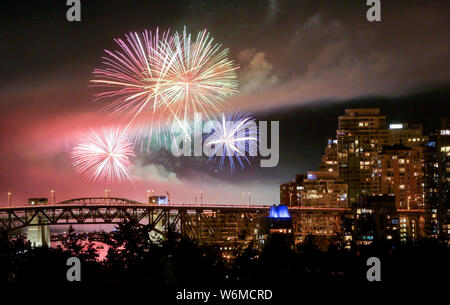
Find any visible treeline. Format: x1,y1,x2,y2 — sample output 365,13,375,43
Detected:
1,220,448,289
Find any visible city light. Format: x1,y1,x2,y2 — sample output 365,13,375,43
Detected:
269,205,291,219
389,123,404,129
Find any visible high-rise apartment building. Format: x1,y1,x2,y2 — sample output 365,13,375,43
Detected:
319,139,338,172
337,109,390,204
423,119,450,241
424,132,440,238
353,195,399,245
302,171,348,208
378,144,426,241
388,123,427,146
297,171,348,237
379,144,424,209
436,119,450,241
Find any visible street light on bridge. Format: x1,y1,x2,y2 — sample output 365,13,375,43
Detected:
50,190,56,204
147,190,156,205
7,192,12,208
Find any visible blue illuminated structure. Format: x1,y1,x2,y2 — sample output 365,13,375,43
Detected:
307,173,317,180
269,205,291,219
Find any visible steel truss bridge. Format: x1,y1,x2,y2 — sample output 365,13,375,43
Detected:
0,197,424,247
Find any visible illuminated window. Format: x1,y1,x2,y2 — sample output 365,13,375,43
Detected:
389,124,403,129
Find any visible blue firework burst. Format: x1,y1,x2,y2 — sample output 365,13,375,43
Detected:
204,113,258,172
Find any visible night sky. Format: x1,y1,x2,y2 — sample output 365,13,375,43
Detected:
1,0,449,205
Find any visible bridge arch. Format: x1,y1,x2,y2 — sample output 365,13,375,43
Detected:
57,197,144,205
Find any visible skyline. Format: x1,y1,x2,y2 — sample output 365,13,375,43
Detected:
1,0,450,205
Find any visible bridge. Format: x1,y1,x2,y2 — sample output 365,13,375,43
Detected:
0,197,424,248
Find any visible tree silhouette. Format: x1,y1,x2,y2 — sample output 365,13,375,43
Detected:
1,220,448,291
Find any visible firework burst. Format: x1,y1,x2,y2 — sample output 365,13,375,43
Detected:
153,27,239,126
91,27,239,140
204,113,258,172
71,128,135,182
91,28,172,137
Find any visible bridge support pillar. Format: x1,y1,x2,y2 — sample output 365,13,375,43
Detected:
27,214,50,247
148,210,166,242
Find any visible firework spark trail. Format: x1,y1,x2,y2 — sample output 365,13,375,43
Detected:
71,128,135,182
91,28,172,138
153,28,239,125
204,113,258,172
90,27,239,141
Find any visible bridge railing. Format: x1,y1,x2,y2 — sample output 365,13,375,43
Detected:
0,198,273,210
